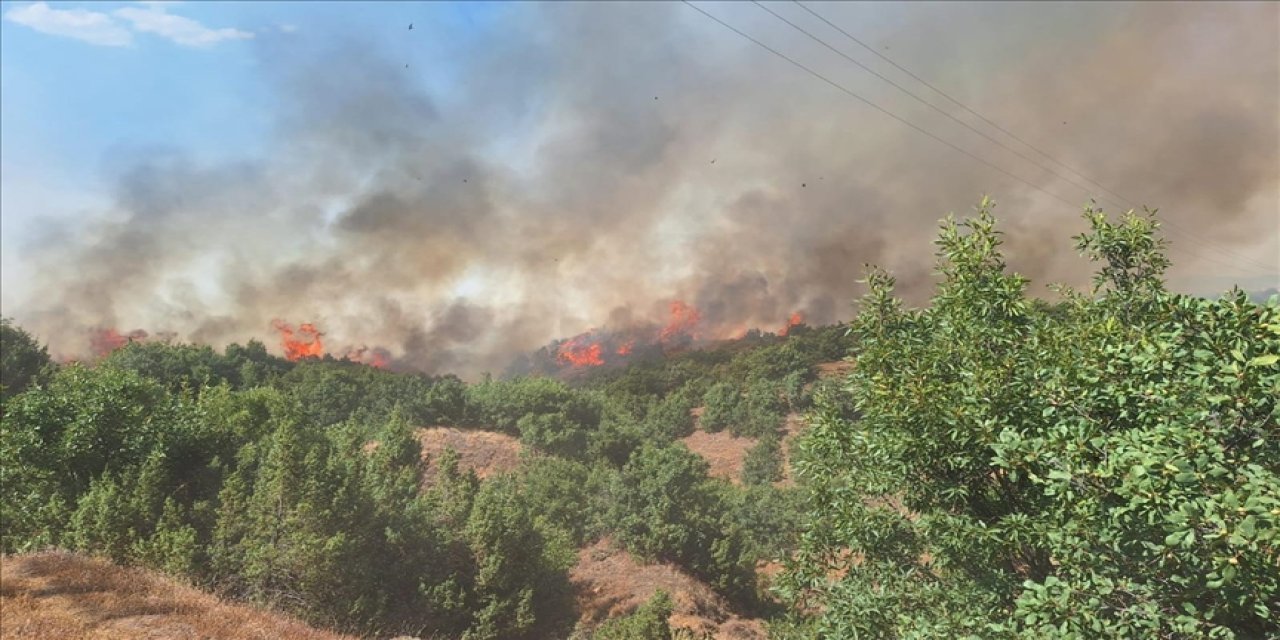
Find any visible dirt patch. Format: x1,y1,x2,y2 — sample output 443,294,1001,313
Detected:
416,426,523,482
679,429,757,485
0,551,351,640
570,539,766,639
815,360,855,379
681,412,809,487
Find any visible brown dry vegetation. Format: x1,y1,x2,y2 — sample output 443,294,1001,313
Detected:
814,360,855,380
679,360,846,486
569,539,766,640
0,551,352,640
681,412,808,487
415,426,523,482
679,429,757,485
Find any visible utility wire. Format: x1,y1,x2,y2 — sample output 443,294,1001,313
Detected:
754,1,1130,210
683,1,1274,276
789,0,1277,274
679,1,1085,211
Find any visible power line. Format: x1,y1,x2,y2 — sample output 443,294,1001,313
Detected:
753,1,1130,209
789,1,1277,274
679,1,1085,210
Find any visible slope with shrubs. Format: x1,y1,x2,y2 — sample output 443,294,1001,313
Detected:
1,550,353,640
0,296,849,638
8,197,1265,639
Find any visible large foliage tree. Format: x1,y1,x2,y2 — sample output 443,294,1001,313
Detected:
1,317,51,400
782,200,1279,638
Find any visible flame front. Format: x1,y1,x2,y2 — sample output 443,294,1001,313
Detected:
89,328,148,357
780,311,804,336
273,320,324,361
557,333,605,367
659,300,701,344
345,345,391,369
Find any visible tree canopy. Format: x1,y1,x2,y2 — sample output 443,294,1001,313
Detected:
780,200,1279,638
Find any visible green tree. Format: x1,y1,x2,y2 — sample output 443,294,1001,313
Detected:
591,590,674,640
737,379,785,438
1,318,51,400
742,434,783,485
462,474,575,639
644,388,697,440
608,443,755,604
700,382,743,433
782,200,1280,637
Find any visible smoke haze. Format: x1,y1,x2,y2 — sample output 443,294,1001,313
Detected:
4,1,1277,376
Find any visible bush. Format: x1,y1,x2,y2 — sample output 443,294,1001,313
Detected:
644,388,697,440
736,380,785,438
781,200,1280,637
700,382,743,433
1,318,51,400
591,590,674,640
742,435,783,485
608,443,755,605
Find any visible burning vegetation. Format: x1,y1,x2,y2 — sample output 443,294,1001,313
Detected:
272,320,392,368
543,300,806,374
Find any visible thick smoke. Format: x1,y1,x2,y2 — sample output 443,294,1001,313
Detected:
5,2,1277,376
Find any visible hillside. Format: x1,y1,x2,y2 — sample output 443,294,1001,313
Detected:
570,539,766,639
416,426,524,481
0,552,351,640
3,209,1274,638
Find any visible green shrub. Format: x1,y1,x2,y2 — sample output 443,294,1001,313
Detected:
1,317,51,400
742,435,783,485
781,200,1280,637
592,590,674,640
700,382,743,433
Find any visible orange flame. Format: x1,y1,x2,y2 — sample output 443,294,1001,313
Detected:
616,340,635,356
345,346,391,369
557,332,605,367
89,328,148,357
659,300,701,344
273,320,324,361
780,311,804,336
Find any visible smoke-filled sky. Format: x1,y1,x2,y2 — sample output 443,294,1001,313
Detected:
2,1,1277,376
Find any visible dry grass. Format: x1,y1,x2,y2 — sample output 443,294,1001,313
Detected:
0,551,352,640
679,429,757,485
814,360,855,380
416,426,523,483
681,411,808,488
569,539,766,640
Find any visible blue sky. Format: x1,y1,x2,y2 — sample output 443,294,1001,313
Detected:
1,1,510,283
1,1,497,179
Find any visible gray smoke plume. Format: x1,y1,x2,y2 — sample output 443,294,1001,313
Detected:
4,1,1277,376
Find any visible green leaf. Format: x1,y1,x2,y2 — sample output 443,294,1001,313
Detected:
1247,354,1278,367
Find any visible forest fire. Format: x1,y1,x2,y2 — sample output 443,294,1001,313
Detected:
557,333,605,367
271,321,391,368
545,301,811,373
344,346,391,369
659,300,701,344
272,320,324,361
780,312,804,336
89,328,148,356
